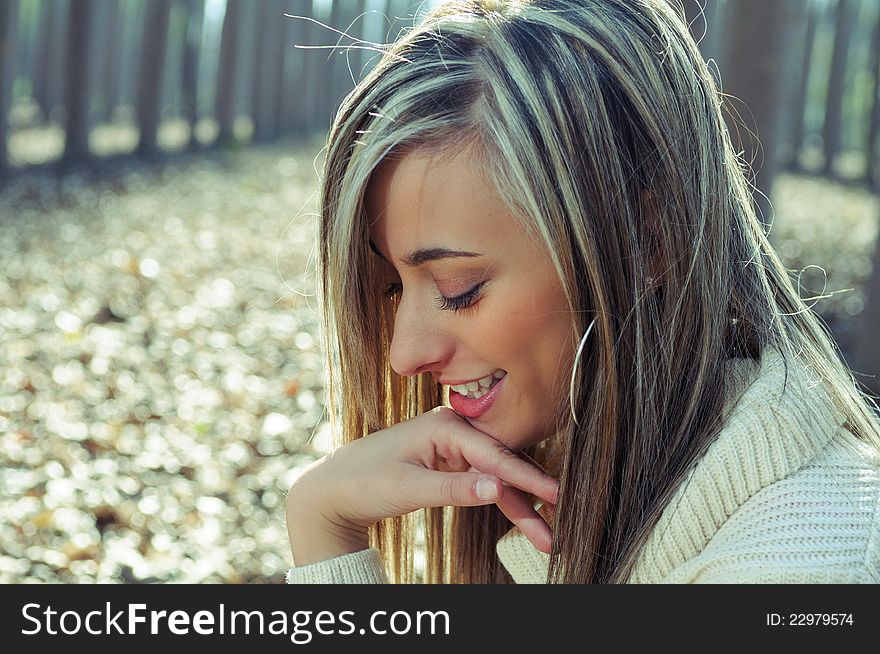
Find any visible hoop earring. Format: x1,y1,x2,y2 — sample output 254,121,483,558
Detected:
568,317,597,428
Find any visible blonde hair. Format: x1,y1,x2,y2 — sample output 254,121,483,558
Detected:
316,0,880,583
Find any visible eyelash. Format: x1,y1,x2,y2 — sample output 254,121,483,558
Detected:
383,282,485,313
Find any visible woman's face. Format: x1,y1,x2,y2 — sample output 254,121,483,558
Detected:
366,147,575,450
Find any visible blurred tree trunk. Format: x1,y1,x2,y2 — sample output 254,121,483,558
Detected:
253,0,286,142
786,0,818,171
775,0,810,172
215,0,242,145
118,0,143,109
359,0,388,76
42,0,69,124
721,0,788,227
136,0,171,157
271,0,291,137
866,7,880,190
328,0,363,122
279,0,307,135
235,0,258,127
289,0,320,137
17,0,34,91
14,0,28,86
324,0,346,122
25,0,47,110
18,2,35,95
88,0,110,130
823,0,856,177
0,0,19,174
31,0,52,119
100,0,120,123
160,1,182,122
62,0,94,163
250,0,269,134
181,0,204,149
856,206,880,398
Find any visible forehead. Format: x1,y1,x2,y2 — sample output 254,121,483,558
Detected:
365,148,517,257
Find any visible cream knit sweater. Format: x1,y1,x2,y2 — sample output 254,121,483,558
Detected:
286,349,880,583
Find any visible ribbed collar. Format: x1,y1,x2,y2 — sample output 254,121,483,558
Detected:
495,348,846,583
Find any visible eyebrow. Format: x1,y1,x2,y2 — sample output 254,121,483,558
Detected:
368,238,482,267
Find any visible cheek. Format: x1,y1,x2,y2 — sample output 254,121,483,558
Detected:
474,295,541,360
478,281,571,376
520,283,573,387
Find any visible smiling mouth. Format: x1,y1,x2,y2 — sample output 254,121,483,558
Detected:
448,370,507,400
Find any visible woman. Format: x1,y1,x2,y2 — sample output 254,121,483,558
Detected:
285,0,880,583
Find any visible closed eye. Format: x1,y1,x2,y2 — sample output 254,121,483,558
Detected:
436,282,484,312
383,282,485,314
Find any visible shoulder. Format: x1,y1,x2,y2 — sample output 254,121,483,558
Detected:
663,427,880,583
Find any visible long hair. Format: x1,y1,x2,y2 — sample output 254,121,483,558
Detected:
315,0,880,583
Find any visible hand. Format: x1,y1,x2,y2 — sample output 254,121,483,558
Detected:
286,406,559,566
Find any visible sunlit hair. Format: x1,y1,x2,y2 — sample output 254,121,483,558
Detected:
315,0,880,583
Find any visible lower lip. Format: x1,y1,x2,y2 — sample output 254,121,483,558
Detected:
448,375,507,419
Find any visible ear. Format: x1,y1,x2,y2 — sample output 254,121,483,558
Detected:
640,190,667,290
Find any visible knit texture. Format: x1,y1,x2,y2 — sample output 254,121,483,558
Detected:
285,547,388,584
286,349,880,584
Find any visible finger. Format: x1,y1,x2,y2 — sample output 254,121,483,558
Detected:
404,470,503,509
496,484,553,554
434,421,559,505
514,449,549,475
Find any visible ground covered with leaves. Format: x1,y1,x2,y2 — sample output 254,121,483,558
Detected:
1,141,877,583
1,139,332,583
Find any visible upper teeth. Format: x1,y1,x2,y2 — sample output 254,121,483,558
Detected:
450,370,506,399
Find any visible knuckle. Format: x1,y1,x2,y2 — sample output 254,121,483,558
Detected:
430,405,459,422
439,474,460,505
492,446,521,476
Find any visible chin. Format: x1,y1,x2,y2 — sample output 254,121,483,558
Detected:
465,418,538,452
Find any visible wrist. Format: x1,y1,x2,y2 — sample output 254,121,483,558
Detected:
286,484,369,567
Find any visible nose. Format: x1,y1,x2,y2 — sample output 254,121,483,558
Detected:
388,293,450,377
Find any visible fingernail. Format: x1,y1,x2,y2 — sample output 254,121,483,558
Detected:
475,476,498,501
542,530,553,554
